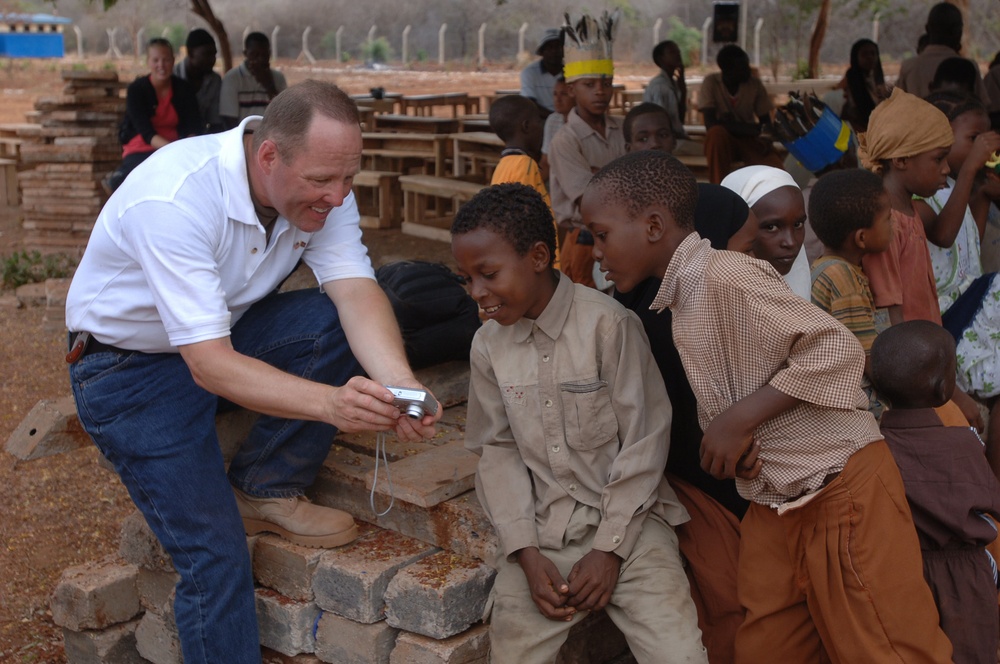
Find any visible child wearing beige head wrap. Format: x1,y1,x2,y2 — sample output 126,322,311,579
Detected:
859,88,953,326
859,89,984,430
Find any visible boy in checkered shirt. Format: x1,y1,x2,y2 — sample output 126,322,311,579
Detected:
580,150,953,663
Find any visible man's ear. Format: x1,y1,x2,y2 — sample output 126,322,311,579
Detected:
529,240,553,272
257,139,279,174
932,375,952,406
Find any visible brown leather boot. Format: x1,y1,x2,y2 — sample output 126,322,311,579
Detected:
233,488,359,549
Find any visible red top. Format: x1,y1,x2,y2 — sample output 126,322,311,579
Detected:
122,79,178,157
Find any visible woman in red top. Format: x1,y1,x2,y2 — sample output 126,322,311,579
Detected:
104,39,202,193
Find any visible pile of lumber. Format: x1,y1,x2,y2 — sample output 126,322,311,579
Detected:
16,70,125,255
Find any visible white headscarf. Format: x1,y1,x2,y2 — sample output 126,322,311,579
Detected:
720,165,801,208
720,166,812,300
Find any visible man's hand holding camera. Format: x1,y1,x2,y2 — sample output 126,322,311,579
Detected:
328,376,441,443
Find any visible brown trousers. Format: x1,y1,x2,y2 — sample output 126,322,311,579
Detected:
671,475,744,664
736,440,954,664
703,125,785,184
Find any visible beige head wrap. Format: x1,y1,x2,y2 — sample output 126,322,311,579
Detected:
857,87,953,174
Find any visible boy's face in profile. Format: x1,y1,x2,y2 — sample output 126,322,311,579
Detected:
452,228,551,324
581,187,660,294
863,191,893,254
747,186,806,276
626,112,675,153
570,77,614,119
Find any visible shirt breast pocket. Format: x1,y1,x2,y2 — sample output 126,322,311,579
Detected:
559,379,619,451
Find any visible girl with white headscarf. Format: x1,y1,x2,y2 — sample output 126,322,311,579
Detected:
720,166,812,298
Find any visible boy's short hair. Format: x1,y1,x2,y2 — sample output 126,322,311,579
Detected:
451,183,557,264
925,89,986,121
245,32,270,50
651,40,678,64
589,151,697,229
809,169,886,249
717,44,748,71
870,320,956,408
623,102,672,143
929,57,979,96
488,95,537,143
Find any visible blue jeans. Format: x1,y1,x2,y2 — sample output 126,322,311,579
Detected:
69,288,360,663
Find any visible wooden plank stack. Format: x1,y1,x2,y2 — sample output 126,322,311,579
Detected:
16,70,125,255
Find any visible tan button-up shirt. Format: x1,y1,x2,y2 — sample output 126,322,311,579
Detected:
549,108,625,226
466,273,687,560
652,234,882,506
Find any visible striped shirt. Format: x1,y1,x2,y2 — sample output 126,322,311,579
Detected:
810,256,878,356
652,233,882,506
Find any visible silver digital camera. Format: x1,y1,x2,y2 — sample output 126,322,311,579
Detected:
386,386,438,419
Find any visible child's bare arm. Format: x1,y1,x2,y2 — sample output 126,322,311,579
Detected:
922,129,1000,247
700,385,801,479
516,547,575,621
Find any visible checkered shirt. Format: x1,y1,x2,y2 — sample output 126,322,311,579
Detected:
652,234,883,506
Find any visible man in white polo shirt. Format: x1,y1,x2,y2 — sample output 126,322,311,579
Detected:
66,80,440,663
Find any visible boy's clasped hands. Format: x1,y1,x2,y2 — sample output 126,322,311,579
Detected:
516,546,622,621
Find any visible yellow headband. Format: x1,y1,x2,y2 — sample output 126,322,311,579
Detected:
564,59,614,81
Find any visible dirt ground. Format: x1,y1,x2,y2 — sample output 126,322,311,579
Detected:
0,55,593,663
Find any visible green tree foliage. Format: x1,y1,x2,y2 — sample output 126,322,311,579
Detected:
666,16,701,67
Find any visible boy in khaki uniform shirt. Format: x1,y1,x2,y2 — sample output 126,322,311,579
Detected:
452,182,707,664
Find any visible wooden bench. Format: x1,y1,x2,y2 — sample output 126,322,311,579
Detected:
0,158,18,207
398,174,485,242
352,170,402,229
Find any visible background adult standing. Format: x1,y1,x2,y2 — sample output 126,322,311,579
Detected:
220,31,287,129
174,28,224,134
520,28,563,115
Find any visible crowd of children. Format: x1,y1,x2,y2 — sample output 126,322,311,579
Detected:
466,8,1000,663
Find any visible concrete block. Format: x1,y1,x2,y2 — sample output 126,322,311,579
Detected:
255,588,320,656
252,535,325,602
46,277,72,307
415,360,470,408
136,568,178,613
313,612,398,664
118,511,173,573
4,394,88,461
61,619,145,664
135,606,182,664
51,556,141,631
334,404,467,462
366,440,478,508
312,527,437,623
384,551,495,639
313,448,497,562
261,647,324,663
15,281,46,306
389,624,489,664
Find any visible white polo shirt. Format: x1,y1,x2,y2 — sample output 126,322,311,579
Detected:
66,117,375,353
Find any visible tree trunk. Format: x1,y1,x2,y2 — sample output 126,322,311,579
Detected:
807,0,831,79
190,0,233,72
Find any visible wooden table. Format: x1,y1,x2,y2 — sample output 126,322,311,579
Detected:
621,89,645,112
399,92,478,118
362,131,450,177
458,114,490,132
372,114,461,135
350,93,401,114
451,131,503,178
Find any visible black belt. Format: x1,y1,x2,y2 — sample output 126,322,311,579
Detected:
66,332,133,363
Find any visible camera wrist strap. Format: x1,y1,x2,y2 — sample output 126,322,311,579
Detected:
369,430,395,517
